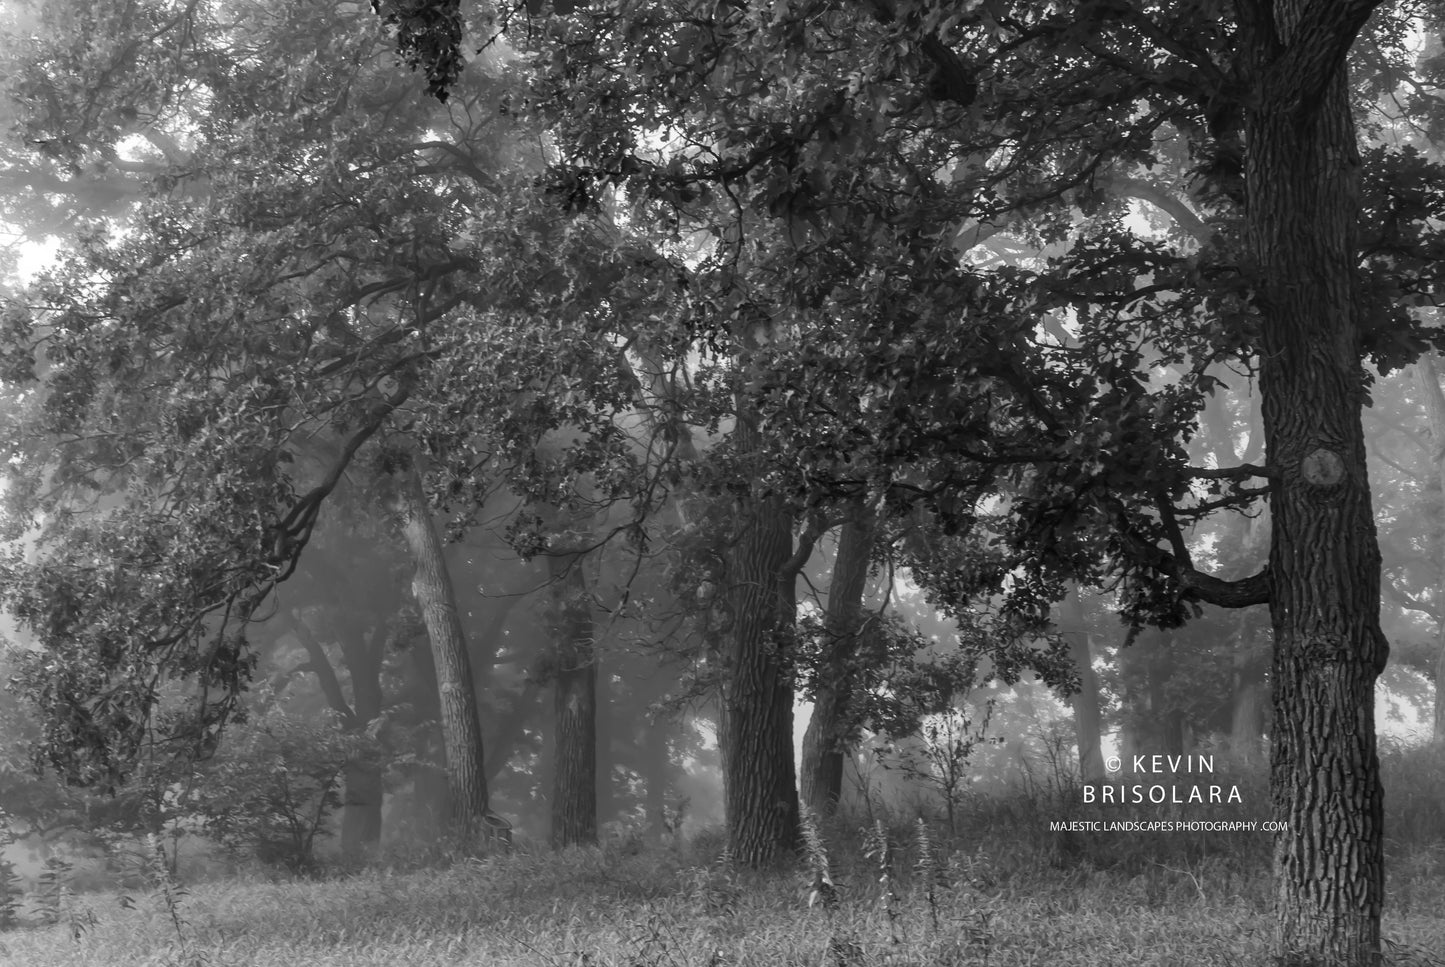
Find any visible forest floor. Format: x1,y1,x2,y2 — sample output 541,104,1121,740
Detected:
2,814,1443,967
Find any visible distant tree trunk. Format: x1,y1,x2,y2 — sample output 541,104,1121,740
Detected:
483,673,543,784
392,464,490,835
1147,640,1186,758
643,720,672,842
546,554,597,847
340,645,385,850
1244,8,1388,960
720,404,802,865
1230,636,1266,761
1114,726,1139,768
1059,587,1104,784
595,668,614,828
338,607,386,851
1112,628,1141,768
288,611,386,851
1122,628,1185,758
1414,353,1445,742
341,760,384,848
800,505,874,816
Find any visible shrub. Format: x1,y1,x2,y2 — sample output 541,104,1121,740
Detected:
195,705,378,875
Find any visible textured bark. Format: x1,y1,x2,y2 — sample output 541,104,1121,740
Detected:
720,405,801,865
546,554,597,847
1414,353,1445,741
393,466,491,834
799,507,875,816
1244,5,1389,961
1059,587,1104,784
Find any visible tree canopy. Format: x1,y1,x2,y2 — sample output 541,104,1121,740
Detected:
3,0,1445,963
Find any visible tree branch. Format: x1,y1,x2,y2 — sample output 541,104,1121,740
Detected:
1116,2,1228,89
782,511,831,579
1188,463,1274,480
1180,564,1272,608
287,613,357,725
1109,496,1272,608
1107,175,1214,242
1262,0,1387,112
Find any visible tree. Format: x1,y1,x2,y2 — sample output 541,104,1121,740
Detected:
0,0,570,843
279,519,404,852
714,398,808,863
380,1,1445,959
799,503,878,816
1412,354,1445,739
390,460,492,834
543,551,597,847
1057,587,1104,785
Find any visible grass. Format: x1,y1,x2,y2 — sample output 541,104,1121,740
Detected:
3,743,1444,967
0,814,1441,967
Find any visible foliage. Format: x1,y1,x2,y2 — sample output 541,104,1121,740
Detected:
193,704,381,874
878,701,997,836
860,819,900,946
372,0,464,101
0,808,20,931
34,853,98,939
798,806,837,912
0,0,702,797
123,835,206,967
0,658,87,838
0,0,1442,957
911,817,949,937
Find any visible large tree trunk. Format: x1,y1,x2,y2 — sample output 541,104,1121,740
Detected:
1414,353,1445,741
545,554,598,847
1058,587,1104,784
799,506,874,816
1244,7,1388,962
393,465,491,835
720,405,802,865
403,632,449,837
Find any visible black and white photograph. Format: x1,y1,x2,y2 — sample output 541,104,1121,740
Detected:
0,1,1443,964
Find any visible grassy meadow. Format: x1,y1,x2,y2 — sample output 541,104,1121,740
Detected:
2,746,1444,967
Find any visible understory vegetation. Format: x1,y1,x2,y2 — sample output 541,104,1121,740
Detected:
3,746,1443,967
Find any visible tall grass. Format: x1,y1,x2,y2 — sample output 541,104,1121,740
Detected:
0,754,1440,967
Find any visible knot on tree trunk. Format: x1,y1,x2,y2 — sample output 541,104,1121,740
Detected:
1300,448,1345,487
